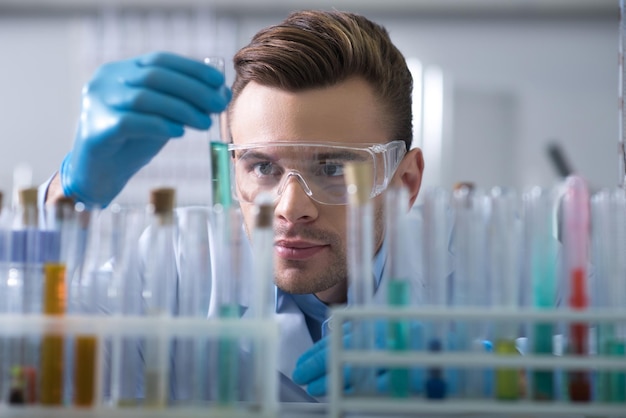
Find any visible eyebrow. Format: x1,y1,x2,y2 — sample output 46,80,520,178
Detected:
235,150,277,162
314,151,367,162
235,148,369,163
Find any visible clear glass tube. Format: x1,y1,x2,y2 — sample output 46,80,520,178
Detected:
562,175,591,402
385,185,412,398
175,207,212,403
142,188,177,408
422,187,450,399
591,188,626,402
523,186,558,400
451,186,490,399
488,187,521,401
345,162,376,395
108,206,146,406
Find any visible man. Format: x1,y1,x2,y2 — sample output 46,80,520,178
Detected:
44,10,424,397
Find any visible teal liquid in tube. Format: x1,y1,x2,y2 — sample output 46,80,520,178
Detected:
210,142,232,208
384,186,413,398
206,56,240,406
591,189,626,403
387,279,410,397
218,304,240,405
525,187,557,401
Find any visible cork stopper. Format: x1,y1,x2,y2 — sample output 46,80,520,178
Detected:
18,187,38,207
54,196,76,222
150,188,175,220
344,162,373,205
256,204,273,229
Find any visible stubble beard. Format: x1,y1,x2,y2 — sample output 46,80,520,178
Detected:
273,204,385,296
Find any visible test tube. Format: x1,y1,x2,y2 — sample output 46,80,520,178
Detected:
422,187,450,399
0,192,10,403
344,161,376,395
40,262,66,405
523,187,558,400
451,186,490,398
109,206,146,406
5,203,26,404
71,202,109,408
174,207,212,403
591,189,626,403
142,188,177,407
18,187,40,404
251,194,275,406
205,56,232,209
384,185,412,398
209,205,248,405
488,188,522,400
203,57,242,404
252,194,275,320
562,175,591,402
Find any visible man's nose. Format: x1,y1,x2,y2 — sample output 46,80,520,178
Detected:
273,174,319,224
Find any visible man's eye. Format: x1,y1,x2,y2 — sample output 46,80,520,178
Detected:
318,162,345,177
253,162,281,177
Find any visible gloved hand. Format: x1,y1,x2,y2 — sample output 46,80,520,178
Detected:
60,51,231,207
292,321,413,397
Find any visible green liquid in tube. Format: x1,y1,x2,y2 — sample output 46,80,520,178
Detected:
495,339,519,400
218,304,240,405
387,279,410,398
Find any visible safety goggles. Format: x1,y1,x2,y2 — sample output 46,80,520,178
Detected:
227,140,407,205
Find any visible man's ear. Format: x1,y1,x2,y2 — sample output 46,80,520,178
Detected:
392,147,424,209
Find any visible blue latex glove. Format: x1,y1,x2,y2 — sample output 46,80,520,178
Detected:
292,321,409,397
60,51,231,207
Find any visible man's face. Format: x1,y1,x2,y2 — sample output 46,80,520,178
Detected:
229,77,391,304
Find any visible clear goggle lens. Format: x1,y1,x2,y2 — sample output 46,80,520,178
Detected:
228,140,406,205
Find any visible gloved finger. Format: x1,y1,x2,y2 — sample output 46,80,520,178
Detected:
303,364,354,397
295,337,328,368
304,375,327,397
106,87,214,131
82,109,185,142
292,341,328,386
124,66,230,115
137,51,225,88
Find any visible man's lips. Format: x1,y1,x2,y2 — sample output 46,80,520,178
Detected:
274,239,329,260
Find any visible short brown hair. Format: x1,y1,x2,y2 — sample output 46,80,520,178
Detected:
231,10,413,149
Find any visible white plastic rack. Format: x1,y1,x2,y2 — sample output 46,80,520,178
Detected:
327,307,626,418
0,314,279,418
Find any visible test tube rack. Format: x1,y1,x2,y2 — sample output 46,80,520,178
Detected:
0,314,279,418
327,306,626,418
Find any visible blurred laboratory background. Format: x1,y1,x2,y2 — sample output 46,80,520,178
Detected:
0,0,618,206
